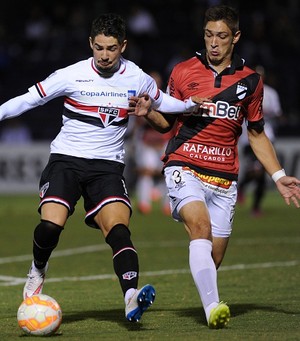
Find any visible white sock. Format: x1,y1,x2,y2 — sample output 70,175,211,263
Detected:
189,239,219,322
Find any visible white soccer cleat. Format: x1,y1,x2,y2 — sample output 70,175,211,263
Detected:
125,284,156,322
23,261,48,299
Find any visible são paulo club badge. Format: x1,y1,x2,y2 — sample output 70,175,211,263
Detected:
98,106,120,127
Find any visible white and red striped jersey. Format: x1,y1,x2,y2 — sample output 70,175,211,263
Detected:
34,57,162,161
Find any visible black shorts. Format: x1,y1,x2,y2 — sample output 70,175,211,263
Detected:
38,154,132,228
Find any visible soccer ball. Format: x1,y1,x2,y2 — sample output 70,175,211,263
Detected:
17,294,62,336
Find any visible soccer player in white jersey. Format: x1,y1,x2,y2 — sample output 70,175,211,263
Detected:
0,13,198,323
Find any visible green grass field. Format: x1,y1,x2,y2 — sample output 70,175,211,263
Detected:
0,190,299,340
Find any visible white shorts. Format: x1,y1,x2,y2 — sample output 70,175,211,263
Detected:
164,166,237,238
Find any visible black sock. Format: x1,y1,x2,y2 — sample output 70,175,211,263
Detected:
33,220,63,269
105,224,139,295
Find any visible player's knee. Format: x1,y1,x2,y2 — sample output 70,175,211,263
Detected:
184,221,212,240
105,224,132,249
34,220,64,249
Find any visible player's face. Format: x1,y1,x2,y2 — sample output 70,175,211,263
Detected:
204,20,240,70
89,34,127,72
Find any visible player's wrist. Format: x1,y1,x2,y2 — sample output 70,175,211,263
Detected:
271,169,286,182
184,97,196,111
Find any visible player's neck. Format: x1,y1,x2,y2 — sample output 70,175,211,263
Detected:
97,60,121,78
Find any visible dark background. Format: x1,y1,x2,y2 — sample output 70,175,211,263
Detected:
0,0,299,140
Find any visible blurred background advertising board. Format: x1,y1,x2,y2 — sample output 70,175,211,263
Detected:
0,143,49,193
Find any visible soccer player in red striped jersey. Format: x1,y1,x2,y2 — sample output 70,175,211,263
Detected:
132,5,300,328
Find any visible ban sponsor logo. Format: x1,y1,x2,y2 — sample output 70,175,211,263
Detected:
201,101,241,120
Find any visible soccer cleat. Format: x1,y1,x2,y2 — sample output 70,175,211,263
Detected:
125,284,156,322
208,301,230,329
23,261,48,299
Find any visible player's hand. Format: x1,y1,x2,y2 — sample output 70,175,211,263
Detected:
275,176,300,207
191,96,212,106
188,96,212,116
128,93,152,116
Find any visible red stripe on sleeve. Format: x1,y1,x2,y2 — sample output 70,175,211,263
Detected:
37,82,47,97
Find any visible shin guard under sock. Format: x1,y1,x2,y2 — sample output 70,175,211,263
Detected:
33,220,63,268
105,224,139,295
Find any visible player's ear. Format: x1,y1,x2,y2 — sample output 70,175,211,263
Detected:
121,40,127,53
232,30,241,45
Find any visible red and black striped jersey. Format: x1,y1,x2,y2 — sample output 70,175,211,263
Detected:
163,50,264,180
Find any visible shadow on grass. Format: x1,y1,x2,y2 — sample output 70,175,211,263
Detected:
62,308,152,331
229,303,299,317
175,303,299,326
61,303,299,330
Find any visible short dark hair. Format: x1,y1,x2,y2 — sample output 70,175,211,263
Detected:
90,13,126,44
203,5,239,35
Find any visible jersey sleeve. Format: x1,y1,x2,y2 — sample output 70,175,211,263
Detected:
154,91,196,113
28,68,70,105
166,64,184,100
245,76,265,132
0,66,71,121
0,92,39,121
246,76,264,122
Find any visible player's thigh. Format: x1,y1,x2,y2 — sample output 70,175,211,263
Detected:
40,203,69,227
180,201,211,240
84,171,132,230
209,184,237,238
94,202,131,237
39,155,82,224
164,166,207,220
209,184,237,267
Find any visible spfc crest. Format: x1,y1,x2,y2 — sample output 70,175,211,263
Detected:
236,83,247,100
98,106,119,127
39,182,49,198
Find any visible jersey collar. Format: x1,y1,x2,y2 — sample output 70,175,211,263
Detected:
196,49,245,75
91,57,126,77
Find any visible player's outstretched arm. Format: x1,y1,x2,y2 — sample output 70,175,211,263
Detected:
128,93,211,117
0,93,38,121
